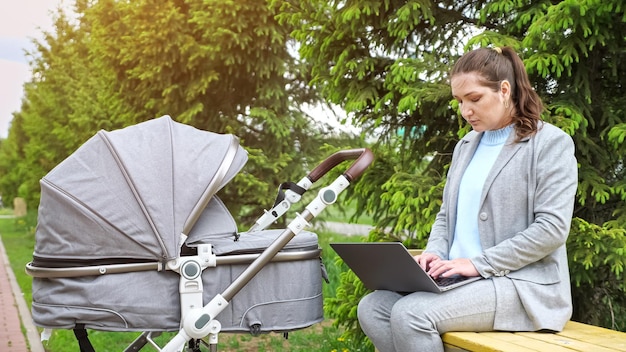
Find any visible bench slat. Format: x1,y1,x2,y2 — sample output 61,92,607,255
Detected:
443,332,536,352
477,332,576,352
442,321,626,352
516,331,617,352
556,321,626,351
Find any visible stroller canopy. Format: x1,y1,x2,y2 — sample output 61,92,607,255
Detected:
34,116,248,263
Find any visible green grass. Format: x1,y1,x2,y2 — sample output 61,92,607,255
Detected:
1,213,371,352
319,207,373,226
0,207,14,216
1,213,37,305
319,195,374,225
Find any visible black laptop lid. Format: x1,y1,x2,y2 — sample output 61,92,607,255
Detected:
330,242,481,293
330,242,441,293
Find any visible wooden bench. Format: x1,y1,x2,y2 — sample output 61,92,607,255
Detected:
443,320,626,351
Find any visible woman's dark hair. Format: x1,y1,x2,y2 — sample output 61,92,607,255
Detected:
450,47,543,141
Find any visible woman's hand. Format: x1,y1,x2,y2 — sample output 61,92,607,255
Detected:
426,258,480,278
414,252,442,272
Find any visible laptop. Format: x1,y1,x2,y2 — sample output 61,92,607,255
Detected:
330,242,482,293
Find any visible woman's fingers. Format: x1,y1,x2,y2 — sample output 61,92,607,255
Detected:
414,253,441,271
427,259,479,278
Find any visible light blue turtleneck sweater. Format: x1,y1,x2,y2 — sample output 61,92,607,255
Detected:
448,124,514,260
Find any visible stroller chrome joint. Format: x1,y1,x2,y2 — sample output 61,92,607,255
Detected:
161,295,228,352
248,175,314,233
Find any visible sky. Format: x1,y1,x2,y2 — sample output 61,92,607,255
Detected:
0,1,64,139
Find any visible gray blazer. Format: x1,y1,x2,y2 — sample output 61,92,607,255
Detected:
425,122,578,332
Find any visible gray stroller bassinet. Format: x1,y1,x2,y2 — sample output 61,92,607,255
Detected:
26,116,373,351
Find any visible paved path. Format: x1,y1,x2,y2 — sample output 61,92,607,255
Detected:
0,236,44,352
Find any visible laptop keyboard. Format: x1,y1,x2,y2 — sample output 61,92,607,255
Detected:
435,275,471,287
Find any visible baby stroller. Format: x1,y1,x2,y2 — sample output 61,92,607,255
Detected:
25,116,373,351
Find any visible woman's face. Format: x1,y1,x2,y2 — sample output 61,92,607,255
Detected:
451,72,512,132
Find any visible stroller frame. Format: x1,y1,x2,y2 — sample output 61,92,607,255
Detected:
156,148,372,351
26,117,373,352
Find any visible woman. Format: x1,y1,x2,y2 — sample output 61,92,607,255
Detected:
357,47,578,352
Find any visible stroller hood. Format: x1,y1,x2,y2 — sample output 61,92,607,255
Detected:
34,116,248,263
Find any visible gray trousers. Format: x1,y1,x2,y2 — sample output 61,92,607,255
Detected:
358,279,512,352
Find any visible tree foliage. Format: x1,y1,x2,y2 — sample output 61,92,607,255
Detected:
0,0,357,220
283,0,626,343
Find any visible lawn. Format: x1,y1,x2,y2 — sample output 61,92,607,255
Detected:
0,211,373,352
317,195,374,225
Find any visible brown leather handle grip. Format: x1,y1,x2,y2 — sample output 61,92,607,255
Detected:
307,148,374,183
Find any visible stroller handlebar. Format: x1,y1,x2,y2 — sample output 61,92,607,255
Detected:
308,148,374,183
248,148,374,233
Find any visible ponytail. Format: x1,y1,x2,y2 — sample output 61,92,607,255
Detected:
500,47,543,140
